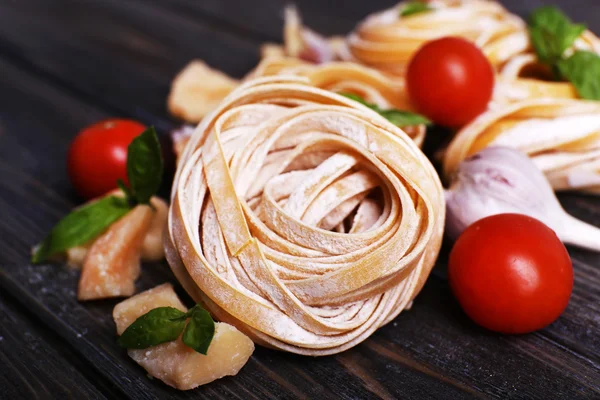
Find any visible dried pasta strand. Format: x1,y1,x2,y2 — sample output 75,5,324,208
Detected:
444,97,600,194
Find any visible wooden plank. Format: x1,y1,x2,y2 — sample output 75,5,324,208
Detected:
3,259,599,399
0,0,261,126
550,193,600,362
141,0,381,41
1,0,599,398
144,0,600,42
0,0,598,123
0,293,114,400
376,276,600,398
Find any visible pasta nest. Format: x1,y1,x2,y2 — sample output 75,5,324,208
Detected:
166,76,445,355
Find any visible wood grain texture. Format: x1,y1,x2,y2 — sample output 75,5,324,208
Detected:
0,0,599,399
144,0,600,41
0,294,113,400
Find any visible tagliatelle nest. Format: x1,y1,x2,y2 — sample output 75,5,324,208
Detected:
347,0,524,76
165,76,445,355
346,0,600,104
493,29,600,104
444,98,600,194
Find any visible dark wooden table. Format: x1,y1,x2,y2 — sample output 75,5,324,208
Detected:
1,1,599,399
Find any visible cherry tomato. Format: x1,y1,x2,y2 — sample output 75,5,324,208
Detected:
448,213,573,334
406,37,494,127
68,119,147,199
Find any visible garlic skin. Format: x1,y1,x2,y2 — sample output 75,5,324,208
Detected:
446,146,600,251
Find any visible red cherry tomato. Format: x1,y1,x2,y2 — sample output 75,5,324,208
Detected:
68,119,147,199
406,37,494,127
448,214,573,334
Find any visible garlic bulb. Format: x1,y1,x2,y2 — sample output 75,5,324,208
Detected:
445,146,600,251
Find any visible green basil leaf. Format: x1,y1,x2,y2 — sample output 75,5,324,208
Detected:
116,179,135,205
528,6,586,65
181,306,215,355
341,93,369,106
340,93,431,127
378,109,433,127
32,195,131,264
126,127,164,205
117,307,187,349
557,51,600,100
400,1,432,17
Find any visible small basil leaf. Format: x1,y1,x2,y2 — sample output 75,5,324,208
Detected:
340,93,369,106
116,179,135,205
117,307,187,349
32,195,131,264
400,1,432,17
528,6,586,65
127,127,164,205
556,51,600,100
182,306,215,355
379,109,432,127
340,92,431,127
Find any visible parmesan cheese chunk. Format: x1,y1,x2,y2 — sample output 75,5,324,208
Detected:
113,284,255,390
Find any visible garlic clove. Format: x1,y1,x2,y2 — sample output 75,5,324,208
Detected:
445,146,600,252
283,6,343,64
554,213,600,253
